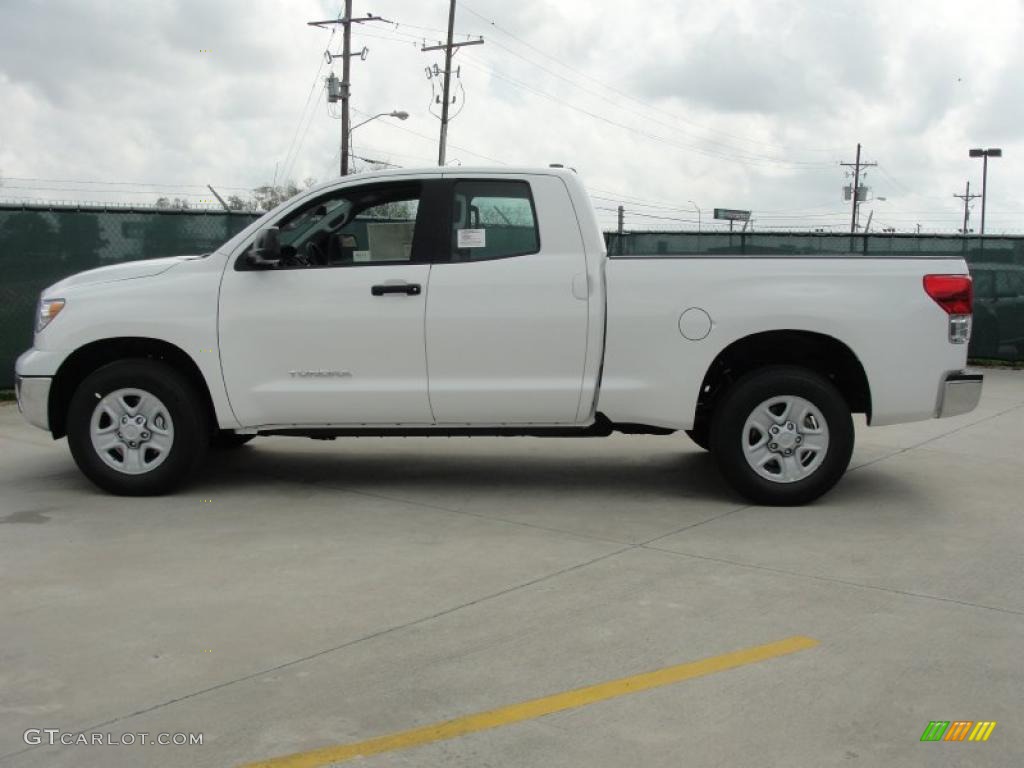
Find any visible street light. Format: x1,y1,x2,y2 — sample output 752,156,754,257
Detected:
969,147,1002,235
351,110,410,134
348,111,409,170
687,200,701,232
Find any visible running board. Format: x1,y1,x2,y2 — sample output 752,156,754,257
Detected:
256,414,675,439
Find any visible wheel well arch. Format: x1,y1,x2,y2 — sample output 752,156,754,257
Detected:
48,337,217,439
694,330,872,426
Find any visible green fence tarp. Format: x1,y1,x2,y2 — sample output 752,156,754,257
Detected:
1,205,259,388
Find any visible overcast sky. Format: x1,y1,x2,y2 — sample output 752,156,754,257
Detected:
1,0,1022,232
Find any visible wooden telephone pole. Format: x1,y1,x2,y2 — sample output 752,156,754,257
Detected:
953,180,981,235
422,0,483,166
308,5,390,175
840,144,877,233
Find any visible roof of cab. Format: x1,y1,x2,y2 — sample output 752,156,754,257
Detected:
307,165,574,189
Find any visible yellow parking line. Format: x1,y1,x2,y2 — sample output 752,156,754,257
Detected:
238,635,818,768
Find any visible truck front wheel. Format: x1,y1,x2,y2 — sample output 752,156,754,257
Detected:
710,366,853,505
66,359,210,495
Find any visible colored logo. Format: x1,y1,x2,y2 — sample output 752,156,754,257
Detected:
920,721,996,742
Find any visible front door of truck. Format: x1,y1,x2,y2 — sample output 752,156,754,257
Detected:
425,175,590,424
218,180,438,427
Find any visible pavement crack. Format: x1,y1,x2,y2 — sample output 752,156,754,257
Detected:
850,401,1024,473
642,545,1024,617
0,544,634,762
639,503,752,546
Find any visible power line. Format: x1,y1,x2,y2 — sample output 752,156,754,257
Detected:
0,176,253,191
459,2,842,158
281,6,343,184
478,36,834,167
350,106,506,165
280,80,327,183
457,55,835,171
364,22,836,169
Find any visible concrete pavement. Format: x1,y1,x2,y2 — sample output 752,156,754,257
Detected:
1,370,1022,767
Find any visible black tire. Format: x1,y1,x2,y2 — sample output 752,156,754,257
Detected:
66,359,210,495
710,366,854,506
685,424,711,451
211,431,255,450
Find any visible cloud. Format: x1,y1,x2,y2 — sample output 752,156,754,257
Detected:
0,0,1022,232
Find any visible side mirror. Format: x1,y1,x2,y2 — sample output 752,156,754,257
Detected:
246,227,281,268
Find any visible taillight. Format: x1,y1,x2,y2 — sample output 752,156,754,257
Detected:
923,274,973,344
923,274,973,315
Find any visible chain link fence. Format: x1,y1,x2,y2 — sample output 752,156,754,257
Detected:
1,204,259,387
3,211,1021,389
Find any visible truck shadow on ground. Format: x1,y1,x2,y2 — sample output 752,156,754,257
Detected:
200,440,736,503
196,439,919,509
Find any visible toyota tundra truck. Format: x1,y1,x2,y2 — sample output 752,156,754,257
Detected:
14,167,983,504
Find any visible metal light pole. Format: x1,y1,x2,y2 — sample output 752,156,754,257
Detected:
687,200,701,232
348,110,409,168
969,147,1002,235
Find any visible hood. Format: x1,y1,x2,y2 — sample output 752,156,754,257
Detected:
44,255,202,294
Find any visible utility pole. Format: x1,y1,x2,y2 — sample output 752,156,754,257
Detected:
339,0,353,176
422,0,483,166
617,205,624,235
840,143,877,233
308,7,391,176
953,180,981,236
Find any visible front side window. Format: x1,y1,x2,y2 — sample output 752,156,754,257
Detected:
248,182,422,268
449,180,539,262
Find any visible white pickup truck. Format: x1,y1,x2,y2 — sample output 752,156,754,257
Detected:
15,167,982,504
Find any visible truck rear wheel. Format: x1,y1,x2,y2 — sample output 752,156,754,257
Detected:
67,359,209,496
710,366,853,505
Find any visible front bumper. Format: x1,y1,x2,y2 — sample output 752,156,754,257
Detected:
15,375,51,431
936,372,983,418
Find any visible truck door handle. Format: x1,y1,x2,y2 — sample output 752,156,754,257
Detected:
371,282,421,296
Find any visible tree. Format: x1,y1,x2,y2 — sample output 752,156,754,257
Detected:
154,196,190,210
250,178,317,211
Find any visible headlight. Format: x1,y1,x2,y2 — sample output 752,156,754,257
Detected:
36,298,66,333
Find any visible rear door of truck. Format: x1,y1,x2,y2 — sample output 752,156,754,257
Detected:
424,173,590,424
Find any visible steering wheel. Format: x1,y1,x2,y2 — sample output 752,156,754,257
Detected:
304,240,328,266
276,245,309,268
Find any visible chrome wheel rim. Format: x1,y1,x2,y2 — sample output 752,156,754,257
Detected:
89,388,174,475
742,395,829,484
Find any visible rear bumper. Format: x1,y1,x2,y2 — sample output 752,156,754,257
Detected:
14,375,51,431
936,372,983,418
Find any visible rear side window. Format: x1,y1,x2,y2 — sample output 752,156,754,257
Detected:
449,180,539,262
